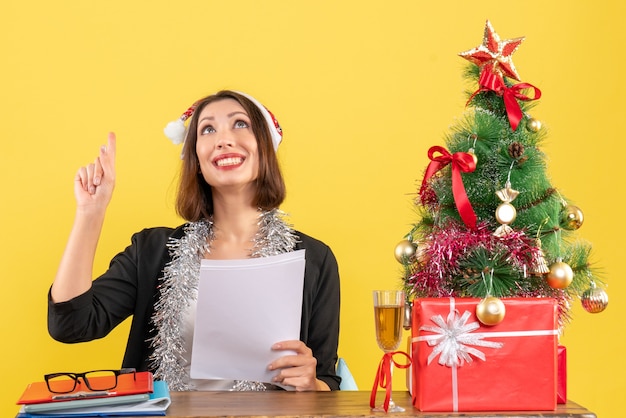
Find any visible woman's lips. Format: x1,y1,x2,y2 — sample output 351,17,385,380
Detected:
213,154,245,168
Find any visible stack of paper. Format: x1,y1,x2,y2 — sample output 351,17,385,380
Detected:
190,249,306,388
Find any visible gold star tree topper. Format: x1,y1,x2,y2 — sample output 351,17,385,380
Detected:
459,20,525,81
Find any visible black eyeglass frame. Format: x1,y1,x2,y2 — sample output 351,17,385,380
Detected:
44,368,136,394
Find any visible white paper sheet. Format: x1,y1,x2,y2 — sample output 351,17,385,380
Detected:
190,250,306,389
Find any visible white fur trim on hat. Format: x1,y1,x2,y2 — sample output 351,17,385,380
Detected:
234,91,283,151
163,91,283,150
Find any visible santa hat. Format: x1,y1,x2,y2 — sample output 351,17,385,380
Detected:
163,91,283,150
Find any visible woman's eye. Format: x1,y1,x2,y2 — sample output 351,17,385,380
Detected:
200,125,216,135
234,120,249,129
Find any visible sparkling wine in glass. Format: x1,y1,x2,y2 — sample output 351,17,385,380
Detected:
372,290,405,412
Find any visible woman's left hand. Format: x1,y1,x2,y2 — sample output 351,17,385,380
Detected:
268,340,330,391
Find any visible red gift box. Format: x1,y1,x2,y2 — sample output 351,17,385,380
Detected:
557,345,567,404
411,297,558,412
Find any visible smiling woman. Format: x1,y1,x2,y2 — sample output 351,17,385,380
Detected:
47,90,342,393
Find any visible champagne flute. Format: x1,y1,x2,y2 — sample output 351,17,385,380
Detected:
372,290,405,412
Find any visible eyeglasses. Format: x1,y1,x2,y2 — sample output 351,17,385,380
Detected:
44,368,136,394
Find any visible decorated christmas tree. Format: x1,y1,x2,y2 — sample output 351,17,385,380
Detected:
396,20,608,329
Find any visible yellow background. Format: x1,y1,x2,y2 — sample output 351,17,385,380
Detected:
1,1,623,416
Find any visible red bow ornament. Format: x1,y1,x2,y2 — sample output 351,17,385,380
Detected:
470,67,541,131
419,146,478,230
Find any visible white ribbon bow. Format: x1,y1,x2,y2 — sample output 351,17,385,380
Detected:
419,310,503,367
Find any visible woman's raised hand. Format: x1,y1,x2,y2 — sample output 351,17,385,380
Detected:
74,132,116,212
51,132,118,302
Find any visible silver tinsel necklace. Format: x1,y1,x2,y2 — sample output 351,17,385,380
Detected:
148,209,298,391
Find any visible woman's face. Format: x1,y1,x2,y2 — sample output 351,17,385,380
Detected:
195,98,259,192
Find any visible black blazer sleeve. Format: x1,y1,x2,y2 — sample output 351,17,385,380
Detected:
48,227,180,370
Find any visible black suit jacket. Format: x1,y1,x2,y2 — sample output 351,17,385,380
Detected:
48,225,341,390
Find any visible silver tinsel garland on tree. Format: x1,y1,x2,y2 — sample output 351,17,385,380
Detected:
148,209,298,391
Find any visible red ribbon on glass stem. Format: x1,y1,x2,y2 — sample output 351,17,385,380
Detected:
419,146,477,230
469,67,542,131
370,351,412,412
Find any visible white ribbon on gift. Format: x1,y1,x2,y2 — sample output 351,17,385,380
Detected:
412,297,558,411
417,308,503,367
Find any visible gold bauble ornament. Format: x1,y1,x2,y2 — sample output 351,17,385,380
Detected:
546,260,574,289
526,118,542,132
581,286,609,313
495,202,517,225
560,205,584,230
476,296,506,326
394,239,416,263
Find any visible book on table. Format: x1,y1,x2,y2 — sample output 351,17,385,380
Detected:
16,371,170,417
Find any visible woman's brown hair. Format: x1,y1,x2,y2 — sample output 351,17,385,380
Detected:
176,90,286,221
